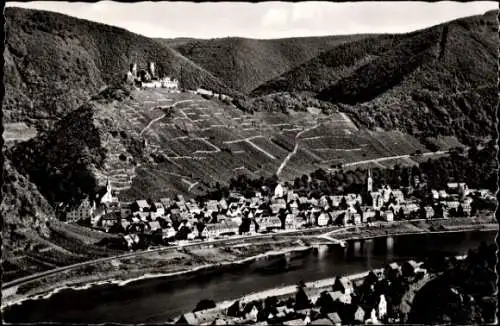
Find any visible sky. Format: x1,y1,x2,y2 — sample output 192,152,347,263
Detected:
6,1,498,39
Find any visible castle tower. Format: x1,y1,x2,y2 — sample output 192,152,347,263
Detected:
367,169,373,193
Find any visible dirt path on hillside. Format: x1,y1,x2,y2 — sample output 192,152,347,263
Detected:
276,123,322,176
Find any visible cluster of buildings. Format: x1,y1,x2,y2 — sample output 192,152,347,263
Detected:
125,61,179,90
61,169,490,250
176,260,429,325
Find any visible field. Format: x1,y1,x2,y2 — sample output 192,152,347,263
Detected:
87,88,446,200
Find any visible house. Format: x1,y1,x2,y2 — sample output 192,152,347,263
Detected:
257,216,282,230
124,233,140,249
160,76,179,90
319,196,329,209
431,190,439,200
205,221,240,238
245,303,260,322
438,190,448,199
120,204,133,219
328,290,352,304
121,218,131,231
317,213,330,226
66,198,96,223
270,203,286,214
204,200,219,213
162,226,177,240
148,221,162,232
402,203,419,215
333,276,353,295
353,306,366,323
285,214,296,229
382,211,394,222
376,294,387,320
327,313,342,326
176,312,199,325
150,202,165,220
423,206,434,219
385,262,401,280
363,210,376,223
132,200,150,213
101,212,120,232
370,192,384,210
196,88,213,96
352,213,362,225
274,184,285,198
330,196,344,207
218,198,228,210
391,190,405,203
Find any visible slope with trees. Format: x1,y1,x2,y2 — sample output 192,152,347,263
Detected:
3,7,234,130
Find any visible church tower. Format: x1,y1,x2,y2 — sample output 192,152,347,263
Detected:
101,178,114,204
367,169,373,193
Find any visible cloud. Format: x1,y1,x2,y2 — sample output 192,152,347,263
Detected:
261,7,289,27
291,2,323,22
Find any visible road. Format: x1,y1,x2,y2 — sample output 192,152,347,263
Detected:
139,113,166,136
276,123,322,176
342,150,448,167
1,226,339,292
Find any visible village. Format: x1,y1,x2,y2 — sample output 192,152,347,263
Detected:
175,258,432,325
61,161,493,251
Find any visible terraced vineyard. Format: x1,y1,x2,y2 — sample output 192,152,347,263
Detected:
88,88,447,200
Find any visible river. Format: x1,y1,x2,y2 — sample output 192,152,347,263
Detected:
3,230,496,324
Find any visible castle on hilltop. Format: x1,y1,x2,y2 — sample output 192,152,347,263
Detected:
125,61,179,90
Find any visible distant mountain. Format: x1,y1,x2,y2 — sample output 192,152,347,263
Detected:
252,10,499,146
3,7,234,130
160,35,372,93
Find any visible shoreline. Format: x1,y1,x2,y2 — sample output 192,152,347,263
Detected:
1,221,496,309
182,254,469,322
1,245,312,310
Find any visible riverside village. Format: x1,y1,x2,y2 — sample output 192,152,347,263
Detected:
41,61,496,326
2,3,498,326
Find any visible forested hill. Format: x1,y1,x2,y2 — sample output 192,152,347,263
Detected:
160,35,372,93
3,7,234,130
252,10,499,146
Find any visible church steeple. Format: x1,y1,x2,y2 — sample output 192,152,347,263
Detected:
367,168,373,192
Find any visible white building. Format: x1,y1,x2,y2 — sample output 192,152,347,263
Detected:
274,183,285,198
151,202,165,220
377,294,387,320
100,179,118,204
196,88,213,96
383,211,394,222
66,198,95,223
161,76,179,90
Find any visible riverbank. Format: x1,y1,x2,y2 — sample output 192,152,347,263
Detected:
2,218,497,309
329,217,498,242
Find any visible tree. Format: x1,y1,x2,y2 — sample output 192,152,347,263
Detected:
294,282,312,310
316,291,336,314
339,197,348,210
398,207,405,221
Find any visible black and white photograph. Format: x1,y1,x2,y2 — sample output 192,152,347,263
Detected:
1,1,498,325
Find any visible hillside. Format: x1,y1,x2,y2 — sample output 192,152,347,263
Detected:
160,35,371,93
6,85,438,208
252,10,498,146
3,7,234,131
